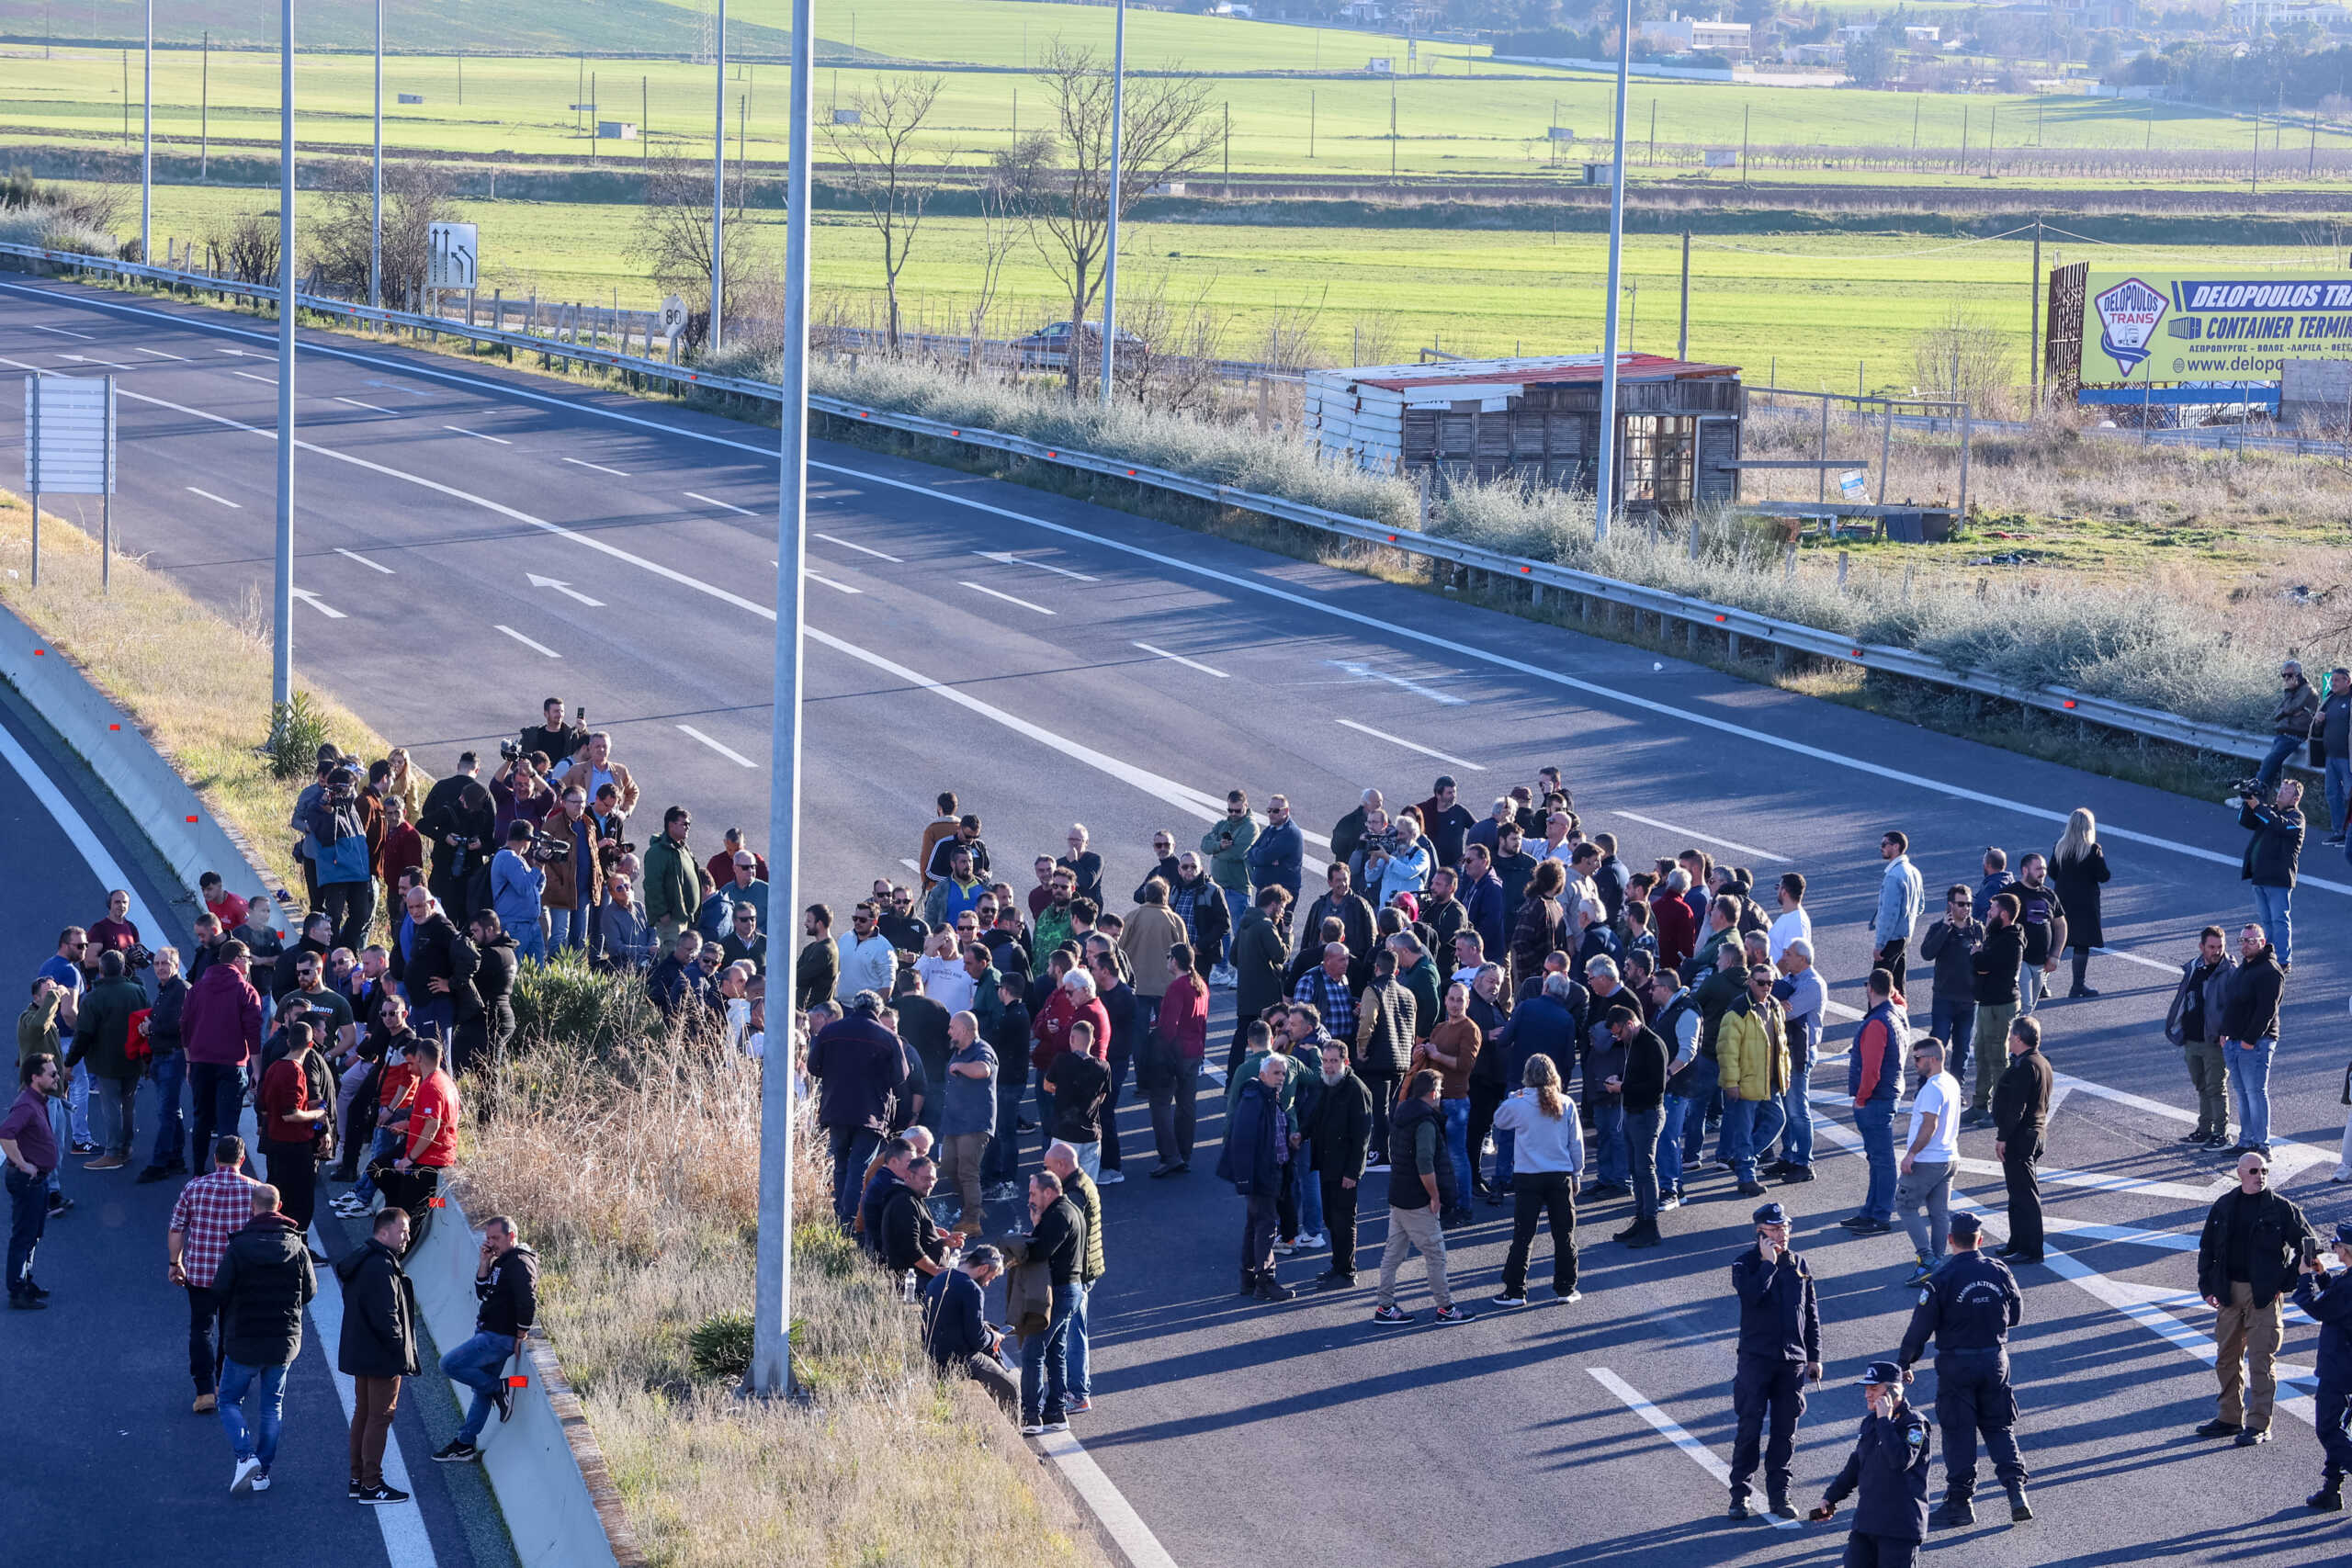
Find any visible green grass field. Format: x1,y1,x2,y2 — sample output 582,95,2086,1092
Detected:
5,41,2335,181
108,180,2330,390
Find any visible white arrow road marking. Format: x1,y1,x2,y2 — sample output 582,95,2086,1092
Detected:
974,548,1097,581
525,571,605,607
1610,809,1792,864
677,724,757,768
1335,717,1484,771
684,491,759,517
28,322,95,340
57,352,137,370
364,379,431,397
130,345,187,360
816,531,903,562
1134,641,1229,678
493,624,561,658
961,580,1054,615
335,547,395,574
561,456,631,477
185,487,241,509
288,586,346,619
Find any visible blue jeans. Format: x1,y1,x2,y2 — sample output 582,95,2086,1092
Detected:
507,920,546,964
44,1098,66,1197
1295,1145,1325,1236
67,1059,91,1144
1776,1062,1814,1168
217,1359,288,1467
2328,756,2350,838
1625,1104,1663,1218
2229,1036,2278,1152
6,1165,46,1294
1441,1099,1470,1209
1724,1093,1787,1183
829,1125,884,1227
2255,731,2301,792
2252,884,2294,969
149,1052,187,1169
985,1084,1026,1181
1855,1099,1897,1223
1491,1126,1517,1189
1678,1055,1720,1162
1592,1100,1627,1188
1021,1282,1081,1421
547,904,587,953
1222,888,1249,946
1931,996,1978,1093
443,1329,517,1444
1066,1280,1092,1400
349,1127,401,1203
1658,1094,1693,1197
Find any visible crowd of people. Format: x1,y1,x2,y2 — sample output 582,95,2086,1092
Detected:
9,683,2352,1520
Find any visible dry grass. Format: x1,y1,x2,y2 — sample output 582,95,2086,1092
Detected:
461,964,1109,1568
0,487,390,890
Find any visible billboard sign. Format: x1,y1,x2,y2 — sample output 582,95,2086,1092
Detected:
2080,270,2352,384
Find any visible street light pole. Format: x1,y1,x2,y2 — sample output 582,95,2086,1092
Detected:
1098,0,1125,407
1591,0,1633,542
712,0,728,351
746,0,812,1403
274,0,296,718
371,0,382,309
140,0,151,263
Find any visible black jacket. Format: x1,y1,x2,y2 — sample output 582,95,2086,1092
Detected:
475,1243,539,1337
149,974,188,1055
1991,1046,2052,1144
807,1014,910,1134
2049,846,2110,949
1027,1195,1083,1287
1823,1405,1934,1543
1897,1249,2022,1366
334,1237,422,1379
2198,1185,2313,1309
2239,802,2303,889
1216,1076,1286,1196
1306,1068,1374,1179
2165,955,2236,1047
459,934,518,1025
1917,917,1983,1004
1970,921,2026,1007
1730,1244,1822,1362
213,1213,317,1368
1388,1094,1453,1211
879,1186,949,1275
392,911,464,1002
2220,947,2285,1043
921,1266,993,1368
1619,1024,1670,1116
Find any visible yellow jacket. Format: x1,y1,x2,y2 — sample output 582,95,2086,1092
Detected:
1716,994,1789,1101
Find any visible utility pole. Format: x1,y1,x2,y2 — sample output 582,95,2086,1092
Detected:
274,0,296,724
1961,105,1968,172
1390,76,1398,181
371,0,383,310
1099,0,1127,407
1309,90,1315,159
1593,0,1633,542
140,0,151,262
746,0,812,1404
1677,229,1690,361
2251,111,2260,197
1648,96,1655,165
1740,104,1748,188
712,0,727,350
200,30,209,180
1224,100,1229,180
2029,216,2041,412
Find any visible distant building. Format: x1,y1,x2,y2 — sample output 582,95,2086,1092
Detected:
1645,11,1754,57
2230,0,2346,26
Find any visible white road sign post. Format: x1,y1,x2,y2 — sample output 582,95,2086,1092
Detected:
427,221,479,290
22,375,118,592
658,293,688,357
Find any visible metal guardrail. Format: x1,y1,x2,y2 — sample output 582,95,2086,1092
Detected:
0,240,2277,764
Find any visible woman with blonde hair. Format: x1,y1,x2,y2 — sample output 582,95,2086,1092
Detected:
1489,1054,1587,1307
2050,807,2111,999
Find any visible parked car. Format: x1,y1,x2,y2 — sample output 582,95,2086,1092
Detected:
1013,319,1148,369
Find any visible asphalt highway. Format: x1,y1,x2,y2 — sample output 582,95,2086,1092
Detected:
3,277,2350,1565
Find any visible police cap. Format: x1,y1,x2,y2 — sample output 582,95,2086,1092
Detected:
1752,1201,1789,1226
1949,1212,1983,1241
1858,1360,1905,1387
2335,1219,2352,1247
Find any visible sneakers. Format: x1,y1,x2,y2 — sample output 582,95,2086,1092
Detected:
2007,1482,2034,1522
2236,1427,2273,1447
356,1483,411,1505
1903,1257,1937,1288
1779,1167,1815,1183
45,1194,70,1216
1370,1303,1412,1325
331,1195,370,1217
1727,1497,1752,1520
1491,1291,1530,1308
1736,1180,1766,1198
2335,1168,2352,1185
1036,1417,1069,1434
1842,1216,1894,1235
2194,1418,2243,1438
1432,1304,1474,1325
434,1440,481,1463
1254,1276,1296,1303
193,1393,217,1415
1064,1396,1094,1414
232,1456,263,1495
1295,1231,1329,1251
1363,1156,1389,1171
1095,1169,1125,1186
1559,1289,1584,1303
1272,1237,1296,1256
69,1139,96,1156
251,1471,272,1494
1210,964,1238,988
85,1156,127,1171
1767,1499,1798,1522
1020,1418,1048,1435
1315,1270,1356,1291
2179,1129,2217,1144
492,1377,515,1422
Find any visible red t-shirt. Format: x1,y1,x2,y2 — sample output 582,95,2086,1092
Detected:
408,1069,460,1168
258,1056,311,1145
206,892,251,931
377,1060,415,1114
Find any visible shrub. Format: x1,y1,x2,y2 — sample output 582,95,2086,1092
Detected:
686,1313,755,1383
265,691,331,780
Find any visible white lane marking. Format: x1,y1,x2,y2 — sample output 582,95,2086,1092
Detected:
1948,1156,2222,1202
961,580,1055,615
335,547,396,574
288,585,346,619
131,344,187,360
685,491,760,517
30,283,2335,892
974,548,1099,582
494,624,561,658
444,424,510,444
1588,1369,1803,1530
57,352,138,370
2093,944,2188,975
334,395,396,414
1327,658,1466,706
1335,717,1485,772
2038,1215,2196,1252
817,531,903,562
365,378,431,397
185,486,241,509
899,858,922,873
525,571,605,607
2051,1072,2333,1182
1032,1429,1183,1568
562,456,631,477
1134,641,1229,678
0,726,164,938
27,321,95,340
677,724,758,768
1610,809,1792,864
229,368,277,385
805,570,863,596
303,1218,444,1565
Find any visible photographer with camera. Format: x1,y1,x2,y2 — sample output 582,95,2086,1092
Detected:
308,765,378,953
2238,779,2305,973
86,889,143,967
519,698,586,774
491,748,555,841
489,823,551,964
2292,1221,2352,1510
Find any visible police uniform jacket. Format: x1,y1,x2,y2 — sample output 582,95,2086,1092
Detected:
1824,1404,1934,1543
1895,1250,2023,1368
1730,1244,1822,1363
2291,1267,2352,1385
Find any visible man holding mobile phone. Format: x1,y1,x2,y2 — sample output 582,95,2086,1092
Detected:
433,1216,538,1464
1726,1201,1822,1522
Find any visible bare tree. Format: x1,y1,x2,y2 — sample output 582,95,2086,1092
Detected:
209,208,280,287
1260,287,1330,372
1018,42,1218,393
309,159,460,306
1911,303,2019,419
964,166,1027,374
634,144,754,343
825,74,956,354
1118,274,1229,414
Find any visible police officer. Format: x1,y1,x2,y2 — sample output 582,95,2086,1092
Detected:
1727,1201,1822,1520
1810,1361,1934,1566
1894,1210,2031,1525
2290,1218,2352,1512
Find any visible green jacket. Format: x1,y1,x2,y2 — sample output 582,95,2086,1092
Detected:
17,994,60,1066
70,976,147,1080
1064,1166,1107,1284
642,832,698,931
1398,957,1442,1043
1199,815,1258,892
1227,1046,1308,1122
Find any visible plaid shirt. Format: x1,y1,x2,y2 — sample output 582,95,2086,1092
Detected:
1294,967,1358,1043
169,1168,259,1289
